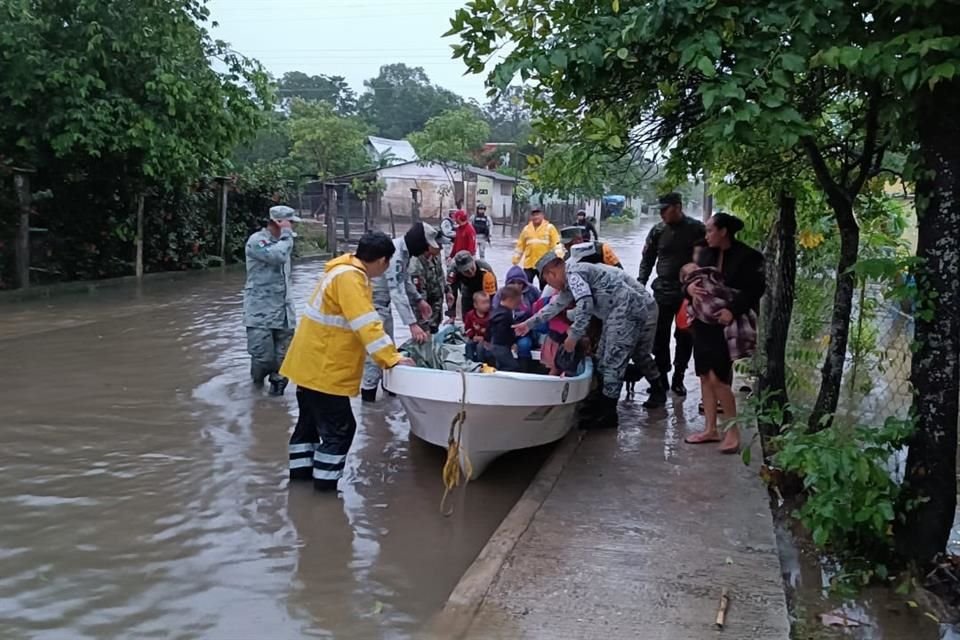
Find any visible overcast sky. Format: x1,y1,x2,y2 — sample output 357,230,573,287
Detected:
206,0,493,102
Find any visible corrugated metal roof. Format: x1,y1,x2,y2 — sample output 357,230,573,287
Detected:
467,165,518,183
367,136,418,164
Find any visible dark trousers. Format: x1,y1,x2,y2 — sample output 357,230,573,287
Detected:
653,297,694,379
523,268,542,289
288,387,357,491
490,344,521,371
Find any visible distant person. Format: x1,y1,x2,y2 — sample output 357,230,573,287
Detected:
447,251,497,321
637,192,705,398
449,210,477,260
472,203,492,259
513,207,562,288
281,231,414,492
464,291,491,363
360,222,441,402
243,205,300,396
684,213,765,454
576,209,599,241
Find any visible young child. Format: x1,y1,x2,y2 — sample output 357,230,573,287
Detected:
534,290,573,375
680,262,757,361
487,286,527,372
463,291,491,363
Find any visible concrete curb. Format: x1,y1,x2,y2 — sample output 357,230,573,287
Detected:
423,429,585,640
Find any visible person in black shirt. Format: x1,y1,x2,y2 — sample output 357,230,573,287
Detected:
576,210,599,241
473,204,491,259
487,286,525,372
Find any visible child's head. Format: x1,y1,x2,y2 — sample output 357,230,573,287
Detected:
473,291,491,314
497,286,522,310
680,262,699,283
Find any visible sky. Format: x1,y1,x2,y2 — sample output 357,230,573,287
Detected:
206,0,494,102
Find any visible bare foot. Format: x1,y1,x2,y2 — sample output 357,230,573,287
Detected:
685,431,722,444
719,431,741,454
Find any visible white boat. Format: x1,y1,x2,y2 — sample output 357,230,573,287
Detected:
382,357,594,479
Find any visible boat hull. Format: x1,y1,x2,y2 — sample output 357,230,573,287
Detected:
383,364,593,479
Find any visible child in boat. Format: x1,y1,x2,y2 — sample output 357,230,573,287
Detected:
464,291,491,363
494,267,541,361
534,288,572,375
487,286,527,372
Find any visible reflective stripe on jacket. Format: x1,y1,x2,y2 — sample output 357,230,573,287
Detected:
513,221,562,269
280,254,401,396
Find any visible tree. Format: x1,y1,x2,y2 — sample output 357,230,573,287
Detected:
232,111,292,168
409,107,490,197
288,100,371,179
277,71,357,115
358,63,462,139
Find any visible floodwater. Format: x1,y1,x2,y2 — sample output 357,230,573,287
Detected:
0,219,654,639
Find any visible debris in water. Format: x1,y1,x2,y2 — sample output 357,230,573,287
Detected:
819,609,865,627
372,601,384,615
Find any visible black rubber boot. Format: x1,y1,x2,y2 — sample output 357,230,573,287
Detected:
582,395,619,430
671,374,687,396
268,378,288,397
643,378,667,409
251,364,268,387
360,387,377,403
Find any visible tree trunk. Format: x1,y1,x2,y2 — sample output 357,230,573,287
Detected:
13,171,31,289
135,194,145,278
758,192,797,449
808,208,859,431
895,79,960,566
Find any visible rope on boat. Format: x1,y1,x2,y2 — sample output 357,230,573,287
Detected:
440,370,473,517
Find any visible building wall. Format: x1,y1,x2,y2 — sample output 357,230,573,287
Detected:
379,163,460,219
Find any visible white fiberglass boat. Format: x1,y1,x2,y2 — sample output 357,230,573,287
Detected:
382,357,593,479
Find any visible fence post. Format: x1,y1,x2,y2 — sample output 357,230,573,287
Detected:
326,187,338,255
217,178,229,262
362,199,370,233
388,202,397,237
135,193,145,278
342,190,350,243
12,169,32,289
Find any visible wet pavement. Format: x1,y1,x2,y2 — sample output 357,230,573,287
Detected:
1,224,605,640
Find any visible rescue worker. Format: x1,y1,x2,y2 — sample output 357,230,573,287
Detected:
561,226,623,268
280,231,414,492
576,209,599,241
512,206,562,288
515,253,662,425
637,192,705,397
472,203,492,259
361,222,442,402
447,250,498,321
243,204,300,396
409,250,446,333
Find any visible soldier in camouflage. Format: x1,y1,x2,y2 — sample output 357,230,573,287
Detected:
243,205,301,396
516,253,661,428
409,252,447,333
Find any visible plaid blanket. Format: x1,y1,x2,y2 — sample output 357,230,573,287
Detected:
682,266,757,361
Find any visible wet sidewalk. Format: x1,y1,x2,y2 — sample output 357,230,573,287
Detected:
442,398,791,639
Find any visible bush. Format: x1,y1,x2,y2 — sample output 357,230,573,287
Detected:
621,206,637,219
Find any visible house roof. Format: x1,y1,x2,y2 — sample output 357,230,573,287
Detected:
367,136,418,164
323,160,518,184
467,165,518,183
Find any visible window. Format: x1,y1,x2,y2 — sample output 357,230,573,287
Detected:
500,182,513,196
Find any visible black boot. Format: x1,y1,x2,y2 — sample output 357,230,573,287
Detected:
268,378,288,397
361,387,377,403
582,395,619,430
643,378,667,409
671,374,687,396
251,364,268,387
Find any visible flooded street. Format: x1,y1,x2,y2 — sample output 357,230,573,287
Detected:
0,219,651,639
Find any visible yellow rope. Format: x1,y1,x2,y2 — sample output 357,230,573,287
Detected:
440,370,473,516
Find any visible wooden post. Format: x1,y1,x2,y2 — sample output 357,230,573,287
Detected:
326,187,338,255
388,202,397,237
362,199,370,233
13,170,32,289
218,179,229,262
342,190,350,242
502,202,507,236
135,194,145,278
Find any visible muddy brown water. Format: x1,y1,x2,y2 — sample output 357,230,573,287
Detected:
0,221,654,639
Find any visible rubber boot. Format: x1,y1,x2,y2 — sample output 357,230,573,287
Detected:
671,373,687,396
361,387,377,403
251,364,268,387
582,395,619,430
268,378,288,397
643,377,667,409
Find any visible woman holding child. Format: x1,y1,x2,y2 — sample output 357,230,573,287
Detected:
683,213,765,454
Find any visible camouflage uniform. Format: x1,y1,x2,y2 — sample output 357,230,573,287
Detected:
526,262,658,400
243,227,296,388
409,253,446,333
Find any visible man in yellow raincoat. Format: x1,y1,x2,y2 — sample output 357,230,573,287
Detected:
281,231,414,492
512,206,561,288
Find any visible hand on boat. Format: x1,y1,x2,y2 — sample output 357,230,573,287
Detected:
409,324,429,343
417,300,433,321
397,357,415,367
513,322,530,337
563,336,577,353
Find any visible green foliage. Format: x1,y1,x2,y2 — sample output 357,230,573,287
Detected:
408,107,490,170
277,71,357,115
358,64,463,140
288,100,371,179
775,417,914,557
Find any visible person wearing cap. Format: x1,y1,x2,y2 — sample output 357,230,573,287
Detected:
515,253,661,427
449,209,477,260
472,203,491,259
281,231,415,492
512,207,562,288
243,204,301,396
637,192,706,399
575,210,599,241
561,226,622,269
360,222,442,402
447,250,498,321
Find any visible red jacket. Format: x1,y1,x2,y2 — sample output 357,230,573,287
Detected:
450,222,477,257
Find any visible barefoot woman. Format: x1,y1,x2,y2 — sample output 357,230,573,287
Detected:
684,213,765,453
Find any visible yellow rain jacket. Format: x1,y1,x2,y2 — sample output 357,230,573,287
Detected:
513,220,562,269
280,254,401,396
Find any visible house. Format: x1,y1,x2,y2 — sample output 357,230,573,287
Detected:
365,136,418,166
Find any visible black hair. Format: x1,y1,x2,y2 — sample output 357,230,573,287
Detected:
356,231,396,262
404,222,429,257
693,238,708,248
711,212,745,236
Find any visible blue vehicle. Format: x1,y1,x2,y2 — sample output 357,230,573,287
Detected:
601,195,626,219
